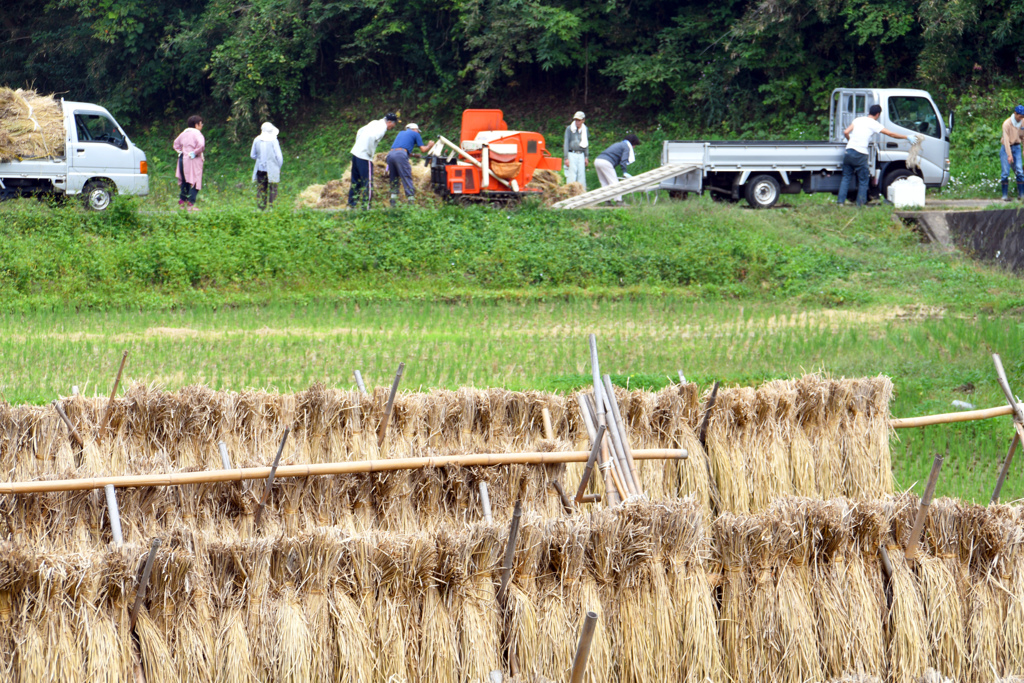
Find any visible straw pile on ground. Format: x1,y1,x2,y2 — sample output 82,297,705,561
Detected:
0,88,65,162
0,497,1020,682
297,151,441,209
525,169,584,204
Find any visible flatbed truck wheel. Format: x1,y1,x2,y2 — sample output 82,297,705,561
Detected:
83,181,115,211
744,174,780,209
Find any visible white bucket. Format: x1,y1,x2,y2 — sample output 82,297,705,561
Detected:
887,175,925,208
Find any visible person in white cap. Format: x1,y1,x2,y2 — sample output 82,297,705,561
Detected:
386,122,435,206
250,121,283,210
563,111,589,189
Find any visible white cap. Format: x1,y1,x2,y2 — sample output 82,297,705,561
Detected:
573,111,585,120
406,123,420,130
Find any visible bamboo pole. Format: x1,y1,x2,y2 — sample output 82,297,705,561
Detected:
905,453,944,561
218,441,231,470
575,425,606,504
104,484,123,547
541,408,554,440
581,493,601,503
569,611,599,683
479,482,493,523
697,380,720,450
991,434,1018,504
99,349,128,440
551,480,573,514
577,393,619,505
353,370,368,394
52,400,84,447
497,499,522,605
602,373,642,495
377,362,405,449
129,538,161,630
0,447,686,495
585,396,628,502
889,403,1022,429
589,335,637,496
253,428,290,528
879,544,894,583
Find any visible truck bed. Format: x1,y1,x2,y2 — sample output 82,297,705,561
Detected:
661,140,848,172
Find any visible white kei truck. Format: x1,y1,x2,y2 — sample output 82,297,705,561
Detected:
658,87,952,208
0,99,149,211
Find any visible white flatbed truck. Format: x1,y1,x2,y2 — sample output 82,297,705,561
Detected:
0,99,149,211
658,87,952,208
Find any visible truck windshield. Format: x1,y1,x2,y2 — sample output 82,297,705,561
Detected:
75,113,126,149
887,97,940,138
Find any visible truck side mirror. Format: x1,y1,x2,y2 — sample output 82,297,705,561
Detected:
948,111,955,137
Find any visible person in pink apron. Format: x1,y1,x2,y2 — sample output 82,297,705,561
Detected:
173,115,205,210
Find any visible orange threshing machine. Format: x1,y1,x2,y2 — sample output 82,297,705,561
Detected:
430,109,562,202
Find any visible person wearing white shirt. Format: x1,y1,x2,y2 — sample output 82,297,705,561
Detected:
563,111,589,189
348,112,398,209
837,104,918,207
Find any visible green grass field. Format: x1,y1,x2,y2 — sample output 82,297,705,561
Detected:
2,296,1022,503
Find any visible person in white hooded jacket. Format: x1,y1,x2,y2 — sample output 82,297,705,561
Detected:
251,122,284,209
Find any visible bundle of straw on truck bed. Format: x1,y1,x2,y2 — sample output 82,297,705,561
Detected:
0,88,65,163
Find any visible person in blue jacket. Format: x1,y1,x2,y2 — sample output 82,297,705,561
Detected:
385,123,435,206
594,133,640,204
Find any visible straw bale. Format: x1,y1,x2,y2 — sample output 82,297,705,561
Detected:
295,184,325,209
715,512,755,683
420,531,461,683
525,169,584,205
652,384,716,518
332,537,374,683
964,504,1015,683
801,377,844,499
0,88,65,162
705,387,752,514
829,676,884,683
310,151,442,209
136,610,179,683
505,515,543,680
457,523,501,682
847,502,887,678
810,499,855,678
842,378,894,499
1005,526,1024,677
536,519,575,678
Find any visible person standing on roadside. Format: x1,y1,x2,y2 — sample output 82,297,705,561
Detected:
349,112,398,209
386,123,435,206
563,111,589,189
999,105,1024,201
173,115,205,211
250,121,284,210
594,133,640,204
837,104,918,207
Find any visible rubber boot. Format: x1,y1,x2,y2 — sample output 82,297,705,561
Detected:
1017,182,1023,200
1002,180,1010,201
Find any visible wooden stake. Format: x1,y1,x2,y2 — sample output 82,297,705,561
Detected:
129,538,161,630
587,335,626,501
575,425,606,503
497,499,522,605
99,349,128,440
479,481,493,523
697,380,720,451
581,493,601,503
52,400,84,447
890,403,1023,429
377,362,405,449
879,544,894,582
253,428,290,528
353,370,368,394
905,453,944,560
603,373,642,495
569,611,599,683
104,484,123,547
0,447,686,495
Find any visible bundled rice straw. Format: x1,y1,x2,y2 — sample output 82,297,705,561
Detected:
964,504,1014,683
420,531,461,683
536,519,575,679
842,378,894,499
504,516,542,679
0,88,65,162
848,502,887,679
296,532,341,681
577,517,613,683
715,512,754,683
651,384,715,519
810,499,855,679
753,384,796,507
765,498,824,683
457,523,501,682
886,495,928,683
664,497,723,682
810,378,847,499
781,380,818,498
16,556,87,682
705,387,751,514
333,538,374,683
1005,507,1024,676
919,498,967,681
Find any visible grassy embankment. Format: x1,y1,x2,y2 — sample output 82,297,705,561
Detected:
1,193,1023,501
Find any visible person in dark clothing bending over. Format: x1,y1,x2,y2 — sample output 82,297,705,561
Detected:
594,133,640,204
385,123,436,206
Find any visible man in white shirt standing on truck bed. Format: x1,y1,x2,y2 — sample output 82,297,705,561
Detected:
349,112,398,209
837,104,918,207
